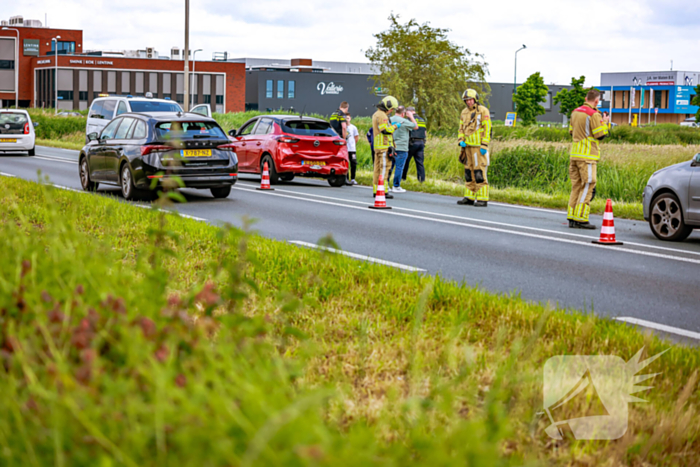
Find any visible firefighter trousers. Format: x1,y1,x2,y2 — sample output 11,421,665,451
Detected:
373,150,391,193
568,159,597,223
462,146,489,200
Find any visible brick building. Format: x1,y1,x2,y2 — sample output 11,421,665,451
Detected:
0,20,244,112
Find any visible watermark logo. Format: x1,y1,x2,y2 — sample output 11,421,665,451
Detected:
541,348,665,440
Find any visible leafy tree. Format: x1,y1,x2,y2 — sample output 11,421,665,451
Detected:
691,84,700,123
365,14,489,131
512,72,549,125
553,76,592,120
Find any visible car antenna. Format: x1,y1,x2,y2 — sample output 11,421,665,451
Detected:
299,104,306,119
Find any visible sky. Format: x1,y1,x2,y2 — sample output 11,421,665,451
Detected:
8,0,700,86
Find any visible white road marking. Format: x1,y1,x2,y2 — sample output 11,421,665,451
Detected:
236,183,700,258
130,203,207,221
233,185,700,266
0,172,16,177
34,155,78,165
290,240,426,272
615,317,700,341
50,184,82,193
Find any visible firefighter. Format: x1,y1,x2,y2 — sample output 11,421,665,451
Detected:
457,89,491,207
567,89,609,229
371,96,400,199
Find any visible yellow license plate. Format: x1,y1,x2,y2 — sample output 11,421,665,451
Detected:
181,149,211,157
0,138,17,143
302,161,325,166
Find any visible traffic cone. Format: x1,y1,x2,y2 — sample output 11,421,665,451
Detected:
257,161,274,191
369,175,392,210
592,199,623,245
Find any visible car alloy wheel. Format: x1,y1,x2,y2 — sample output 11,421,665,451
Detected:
121,164,134,200
80,158,98,192
649,193,693,241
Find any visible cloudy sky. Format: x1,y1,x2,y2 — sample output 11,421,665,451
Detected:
8,0,700,85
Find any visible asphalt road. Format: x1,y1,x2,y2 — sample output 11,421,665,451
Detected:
2,146,700,342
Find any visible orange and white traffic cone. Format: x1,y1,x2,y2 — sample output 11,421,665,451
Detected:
369,175,392,210
592,199,623,245
257,161,274,191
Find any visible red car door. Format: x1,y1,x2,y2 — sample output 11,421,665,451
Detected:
249,118,274,172
231,119,258,171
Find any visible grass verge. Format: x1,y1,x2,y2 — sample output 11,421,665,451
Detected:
1,176,698,465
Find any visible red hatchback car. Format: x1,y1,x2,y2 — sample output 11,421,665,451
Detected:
227,115,348,187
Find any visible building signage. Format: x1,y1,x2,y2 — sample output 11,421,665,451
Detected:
317,81,343,95
37,59,51,65
674,86,694,113
645,73,675,86
646,80,674,86
23,39,40,56
67,59,114,66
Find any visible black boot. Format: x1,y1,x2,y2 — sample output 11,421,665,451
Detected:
457,197,474,205
385,193,394,199
474,200,488,207
570,221,596,230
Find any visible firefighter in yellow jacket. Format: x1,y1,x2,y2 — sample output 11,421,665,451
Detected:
457,89,492,207
371,96,400,199
567,89,609,229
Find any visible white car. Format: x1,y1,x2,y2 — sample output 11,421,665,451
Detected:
680,117,699,128
85,93,212,140
0,109,37,156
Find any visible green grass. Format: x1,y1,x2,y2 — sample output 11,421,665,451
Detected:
1,176,699,465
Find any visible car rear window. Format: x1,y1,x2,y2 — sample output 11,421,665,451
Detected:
281,120,336,137
0,112,28,135
155,121,226,140
129,101,183,113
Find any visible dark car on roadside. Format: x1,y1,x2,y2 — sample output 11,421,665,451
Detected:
227,115,348,187
78,112,238,200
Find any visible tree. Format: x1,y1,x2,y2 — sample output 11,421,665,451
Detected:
512,72,549,125
365,14,489,131
691,84,700,123
553,76,592,120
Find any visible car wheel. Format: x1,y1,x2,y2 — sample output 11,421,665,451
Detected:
649,193,693,242
261,156,279,185
28,147,35,156
280,173,295,182
79,157,99,192
327,175,346,187
120,163,140,201
210,186,231,199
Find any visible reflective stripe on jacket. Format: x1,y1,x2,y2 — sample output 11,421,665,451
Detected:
409,116,428,140
371,109,395,150
569,104,608,161
458,104,491,148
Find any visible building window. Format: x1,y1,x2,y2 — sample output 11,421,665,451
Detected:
622,91,626,108
204,95,211,104
57,90,73,101
543,92,552,110
288,80,295,99
176,94,184,104
216,95,223,105
0,60,14,70
266,80,273,98
277,80,284,99
50,41,76,55
79,91,88,101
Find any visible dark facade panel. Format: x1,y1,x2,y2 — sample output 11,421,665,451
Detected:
247,70,379,117
488,82,572,124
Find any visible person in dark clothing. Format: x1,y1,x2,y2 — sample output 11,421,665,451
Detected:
329,101,349,139
402,106,427,182
366,127,374,164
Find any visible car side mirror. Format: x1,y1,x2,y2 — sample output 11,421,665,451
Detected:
87,132,99,142
692,154,700,167
33,122,39,128
228,128,237,137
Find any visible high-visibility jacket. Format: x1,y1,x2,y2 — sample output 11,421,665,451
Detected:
329,109,347,137
371,109,395,151
409,115,428,140
458,104,491,148
569,103,608,161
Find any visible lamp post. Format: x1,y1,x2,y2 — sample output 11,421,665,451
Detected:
513,44,526,111
183,0,190,111
2,27,19,109
190,49,202,109
52,35,61,115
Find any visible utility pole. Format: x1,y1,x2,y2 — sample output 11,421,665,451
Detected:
183,0,190,112
513,45,526,111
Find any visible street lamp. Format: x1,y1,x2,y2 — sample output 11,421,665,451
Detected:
513,44,526,110
2,27,19,109
183,0,190,111
52,35,61,115
190,48,203,109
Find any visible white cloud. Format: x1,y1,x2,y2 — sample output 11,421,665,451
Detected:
7,0,700,86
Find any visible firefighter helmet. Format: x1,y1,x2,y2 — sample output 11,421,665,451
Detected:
380,95,399,111
462,89,479,102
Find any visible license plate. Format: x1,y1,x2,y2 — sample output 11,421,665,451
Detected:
302,161,325,167
0,138,17,143
181,149,211,158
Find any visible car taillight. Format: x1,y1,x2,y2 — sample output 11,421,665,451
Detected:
217,143,237,151
333,139,346,146
277,136,299,144
141,145,172,156
24,123,30,135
